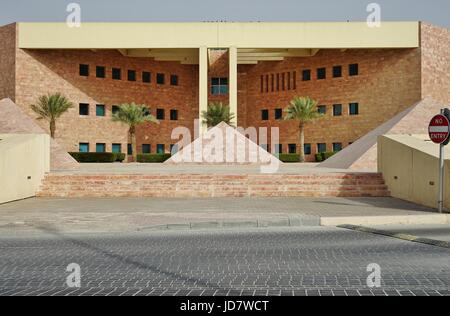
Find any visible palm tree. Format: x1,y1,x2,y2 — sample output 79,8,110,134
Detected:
30,93,73,138
284,96,324,162
112,103,159,162
201,102,235,127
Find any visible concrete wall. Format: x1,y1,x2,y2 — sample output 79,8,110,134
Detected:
378,134,450,210
0,134,50,204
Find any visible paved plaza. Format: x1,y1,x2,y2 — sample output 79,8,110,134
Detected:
0,197,439,234
0,227,449,296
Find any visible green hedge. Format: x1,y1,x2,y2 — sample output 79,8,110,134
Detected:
69,152,126,163
315,151,337,162
278,153,300,163
137,153,171,163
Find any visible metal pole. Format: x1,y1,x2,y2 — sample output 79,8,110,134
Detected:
438,109,445,213
438,142,444,213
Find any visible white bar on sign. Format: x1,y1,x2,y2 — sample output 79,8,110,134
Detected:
429,126,449,133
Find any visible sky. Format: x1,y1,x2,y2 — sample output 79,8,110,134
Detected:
0,0,449,29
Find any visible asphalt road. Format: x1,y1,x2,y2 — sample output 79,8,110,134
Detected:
0,227,449,296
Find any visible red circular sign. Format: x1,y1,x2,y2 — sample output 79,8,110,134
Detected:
429,114,450,144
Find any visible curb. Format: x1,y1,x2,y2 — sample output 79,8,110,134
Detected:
321,214,450,226
338,224,450,249
138,216,320,232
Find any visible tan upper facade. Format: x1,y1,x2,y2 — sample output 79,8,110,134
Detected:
18,22,420,50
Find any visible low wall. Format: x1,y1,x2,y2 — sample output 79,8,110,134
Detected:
0,134,50,204
378,134,450,210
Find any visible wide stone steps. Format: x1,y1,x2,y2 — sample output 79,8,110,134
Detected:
37,173,390,198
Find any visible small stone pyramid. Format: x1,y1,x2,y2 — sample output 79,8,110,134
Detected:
165,122,281,165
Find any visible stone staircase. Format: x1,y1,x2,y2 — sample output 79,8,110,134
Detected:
37,172,390,198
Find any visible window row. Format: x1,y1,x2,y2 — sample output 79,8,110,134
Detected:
260,103,359,120
78,103,179,120
260,64,359,93
79,64,179,86
79,143,179,155
263,142,347,155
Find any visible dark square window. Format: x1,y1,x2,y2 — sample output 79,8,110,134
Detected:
128,70,136,81
274,108,283,120
318,105,327,114
96,66,106,78
170,109,178,121
349,64,359,76
157,144,165,154
142,144,151,154
79,64,89,76
142,71,151,83
317,143,327,153
304,143,312,155
96,143,106,153
260,144,268,152
170,75,179,86
157,108,165,120
112,105,120,115
261,109,269,121
127,144,132,155
317,68,326,80
79,103,89,116
333,66,342,78
96,104,105,117
302,69,311,81
333,142,343,152
79,143,89,153
349,103,359,115
112,143,122,153
211,77,228,95
333,104,342,116
288,144,297,154
112,68,121,80
157,73,165,85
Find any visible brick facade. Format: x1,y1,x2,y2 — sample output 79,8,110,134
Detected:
0,23,16,101
420,22,450,104
0,22,448,162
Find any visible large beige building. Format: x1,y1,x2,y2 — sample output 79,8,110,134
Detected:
0,21,449,162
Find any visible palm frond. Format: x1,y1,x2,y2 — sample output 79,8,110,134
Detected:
30,93,73,120
112,103,159,128
284,96,324,124
201,102,235,127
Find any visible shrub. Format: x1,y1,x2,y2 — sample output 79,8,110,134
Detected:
315,151,337,162
315,153,323,162
69,152,125,163
278,153,300,163
137,153,171,163
322,151,336,160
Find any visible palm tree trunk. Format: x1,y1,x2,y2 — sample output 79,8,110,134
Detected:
130,127,137,162
299,123,305,162
50,119,56,139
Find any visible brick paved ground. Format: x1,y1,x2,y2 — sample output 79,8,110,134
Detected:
0,227,449,296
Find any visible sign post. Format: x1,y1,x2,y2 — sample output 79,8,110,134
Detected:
428,110,450,213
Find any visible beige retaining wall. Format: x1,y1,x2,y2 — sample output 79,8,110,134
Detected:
0,134,50,204
378,134,450,210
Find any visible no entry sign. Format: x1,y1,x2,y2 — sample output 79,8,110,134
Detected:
429,114,450,144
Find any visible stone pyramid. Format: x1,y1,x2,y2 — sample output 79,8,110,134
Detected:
0,98,79,170
165,122,281,165
320,98,447,171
